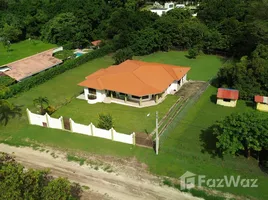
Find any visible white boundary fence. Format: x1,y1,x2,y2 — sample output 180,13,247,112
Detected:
27,109,135,145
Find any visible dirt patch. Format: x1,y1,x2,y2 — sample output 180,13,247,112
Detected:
175,81,207,100
0,144,200,200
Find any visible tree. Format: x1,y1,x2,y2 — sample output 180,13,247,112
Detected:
0,23,22,42
213,112,268,158
113,47,133,64
0,152,82,200
217,44,268,99
33,97,49,114
97,113,114,130
41,13,80,45
188,47,199,59
130,28,161,55
0,100,22,126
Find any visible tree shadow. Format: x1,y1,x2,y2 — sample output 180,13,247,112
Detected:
210,94,217,104
245,101,255,109
0,104,23,126
199,125,223,158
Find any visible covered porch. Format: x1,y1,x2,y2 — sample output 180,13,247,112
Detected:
103,91,168,108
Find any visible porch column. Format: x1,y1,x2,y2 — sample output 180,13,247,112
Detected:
139,97,142,106
84,88,89,100
124,95,127,102
111,91,113,99
156,94,159,103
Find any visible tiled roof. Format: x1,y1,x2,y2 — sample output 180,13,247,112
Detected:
78,60,190,96
255,95,268,104
2,49,62,81
91,40,101,46
217,88,239,100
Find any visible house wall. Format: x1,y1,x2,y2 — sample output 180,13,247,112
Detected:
256,103,268,112
27,109,135,145
150,9,167,16
216,99,237,107
86,89,106,104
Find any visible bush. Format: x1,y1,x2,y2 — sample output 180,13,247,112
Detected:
188,47,199,59
45,105,56,115
113,47,133,64
97,113,114,130
0,45,114,99
53,50,75,60
0,75,15,86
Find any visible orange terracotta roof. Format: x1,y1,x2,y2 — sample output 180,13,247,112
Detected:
255,95,268,104
78,60,190,96
217,88,239,100
91,40,101,46
2,49,62,81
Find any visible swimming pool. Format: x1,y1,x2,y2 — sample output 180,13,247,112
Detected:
75,52,83,57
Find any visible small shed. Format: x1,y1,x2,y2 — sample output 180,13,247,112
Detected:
255,95,268,112
216,88,239,107
91,40,101,49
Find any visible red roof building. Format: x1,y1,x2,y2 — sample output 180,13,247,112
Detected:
255,95,268,104
217,88,239,100
91,40,101,47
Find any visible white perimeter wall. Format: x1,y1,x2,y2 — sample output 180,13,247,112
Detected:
27,109,135,145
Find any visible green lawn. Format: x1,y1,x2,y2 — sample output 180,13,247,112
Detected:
53,96,178,133
136,51,223,81
1,51,267,199
0,40,56,66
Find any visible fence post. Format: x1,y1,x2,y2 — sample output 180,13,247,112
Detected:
90,123,94,136
60,117,64,130
111,128,114,140
45,113,50,127
132,132,136,145
26,108,32,124
69,118,73,132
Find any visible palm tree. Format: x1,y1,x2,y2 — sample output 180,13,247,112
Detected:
33,97,49,114
0,100,22,126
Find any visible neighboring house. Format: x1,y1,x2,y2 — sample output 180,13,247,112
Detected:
255,95,268,112
78,60,190,107
91,40,101,49
150,2,174,16
1,48,62,81
216,88,239,107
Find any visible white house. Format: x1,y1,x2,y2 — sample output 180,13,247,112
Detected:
78,60,190,107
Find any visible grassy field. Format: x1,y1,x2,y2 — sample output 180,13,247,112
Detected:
1,51,267,199
0,40,56,66
136,51,224,81
53,96,177,133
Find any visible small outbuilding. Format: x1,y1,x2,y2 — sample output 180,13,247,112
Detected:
216,88,239,107
255,95,268,112
91,40,101,49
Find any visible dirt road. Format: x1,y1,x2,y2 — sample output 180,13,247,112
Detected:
0,144,200,200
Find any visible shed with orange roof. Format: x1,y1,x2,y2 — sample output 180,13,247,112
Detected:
216,88,239,107
255,95,268,112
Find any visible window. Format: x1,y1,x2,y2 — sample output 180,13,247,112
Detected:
131,95,140,99
142,95,149,99
223,98,231,102
88,88,96,95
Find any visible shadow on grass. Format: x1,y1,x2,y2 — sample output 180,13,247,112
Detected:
199,125,223,158
245,101,255,109
210,94,217,104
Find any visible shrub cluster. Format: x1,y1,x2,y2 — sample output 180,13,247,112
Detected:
0,45,113,99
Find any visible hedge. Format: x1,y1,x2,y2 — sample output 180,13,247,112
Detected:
1,45,114,99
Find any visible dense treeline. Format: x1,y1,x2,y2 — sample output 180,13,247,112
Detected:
0,0,267,98
0,152,82,200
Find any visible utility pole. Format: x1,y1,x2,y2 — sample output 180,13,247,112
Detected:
155,111,159,155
